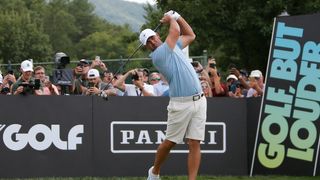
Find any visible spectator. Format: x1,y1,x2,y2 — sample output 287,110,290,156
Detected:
11,60,36,95
0,72,16,95
90,56,108,72
207,61,228,97
229,83,244,98
152,73,169,96
72,59,91,95
149,72,161,85
247,70,265,97
229,67,250,90
114,68,155,96
201,80,212,97
112,74,127,96
0,73,3,94
102,70,114,84
226,74,238,96
191,61,211,85
34,66,59,95
142,68,150,83
84,69,116,97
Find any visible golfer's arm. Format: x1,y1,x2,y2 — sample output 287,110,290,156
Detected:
177,17,196,48
165,19,180,49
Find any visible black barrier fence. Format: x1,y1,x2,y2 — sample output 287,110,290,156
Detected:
0,96,307,178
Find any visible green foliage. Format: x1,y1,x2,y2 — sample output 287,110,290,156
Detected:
0,0,148,72
144,0,320,72
0,10,52,63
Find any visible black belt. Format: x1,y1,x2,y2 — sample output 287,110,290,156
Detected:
193,93,204,101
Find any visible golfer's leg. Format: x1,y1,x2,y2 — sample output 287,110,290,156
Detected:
187,139,201,180
152,139,176,175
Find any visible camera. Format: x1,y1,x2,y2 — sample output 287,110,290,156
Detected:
131,73,139,81
18,79,41,95
88,82,95,88
209,63,216,68
0,87,10,94
191,61,199,67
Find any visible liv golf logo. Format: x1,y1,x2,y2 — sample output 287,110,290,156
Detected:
110,121,226,153
0,124,84,151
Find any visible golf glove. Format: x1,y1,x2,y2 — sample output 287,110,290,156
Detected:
164,10,180,20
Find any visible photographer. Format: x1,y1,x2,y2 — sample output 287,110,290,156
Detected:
207,58,228,97
84,69,116,97
191,61,211,85
0,72,16,95
114,68,155,96
12,60,39,95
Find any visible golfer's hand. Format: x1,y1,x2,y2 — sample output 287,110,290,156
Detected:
164,10,180,20
160,15,172,24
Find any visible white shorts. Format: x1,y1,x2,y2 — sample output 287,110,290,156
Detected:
165,94,207,143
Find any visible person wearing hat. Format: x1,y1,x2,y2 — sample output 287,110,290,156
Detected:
84,69,115,97
72,59,92,95
247,70,265,97
11,60,36,95
140,10,206,180
226,74,238,94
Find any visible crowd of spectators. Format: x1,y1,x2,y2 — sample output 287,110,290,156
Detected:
0,54,264,98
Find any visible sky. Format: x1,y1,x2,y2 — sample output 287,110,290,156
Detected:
123,0,157,5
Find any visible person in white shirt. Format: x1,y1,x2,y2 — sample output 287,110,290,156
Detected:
247,70,265,97
114,68,155,96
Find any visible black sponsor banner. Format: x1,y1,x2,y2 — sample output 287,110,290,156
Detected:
93,96,248,176
251,13,320,176
0,96,249,177
0,96,93,178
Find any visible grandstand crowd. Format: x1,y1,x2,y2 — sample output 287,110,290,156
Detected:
0,53,265,98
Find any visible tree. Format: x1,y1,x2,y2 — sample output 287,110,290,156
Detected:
0,10,52,64
68,0,101,41
76,24,146,72
144,0,320,72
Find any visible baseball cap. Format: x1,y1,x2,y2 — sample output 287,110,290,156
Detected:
87,69,100,78
226,74,238,81
79,59,90,65
249,70,262,78
0,74,3,84
21,60,33,72
139,29,156,45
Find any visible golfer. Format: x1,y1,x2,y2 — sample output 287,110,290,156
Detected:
139,10,207,180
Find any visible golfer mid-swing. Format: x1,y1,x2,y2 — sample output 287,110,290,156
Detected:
139,10,207,180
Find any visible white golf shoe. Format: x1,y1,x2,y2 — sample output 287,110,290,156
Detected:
147,166,160,180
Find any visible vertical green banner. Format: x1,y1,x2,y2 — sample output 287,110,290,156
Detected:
251,13,320,176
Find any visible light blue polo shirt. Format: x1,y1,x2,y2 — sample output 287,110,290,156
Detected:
150,39,202,97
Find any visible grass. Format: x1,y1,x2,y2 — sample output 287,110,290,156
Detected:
3,176,319,180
